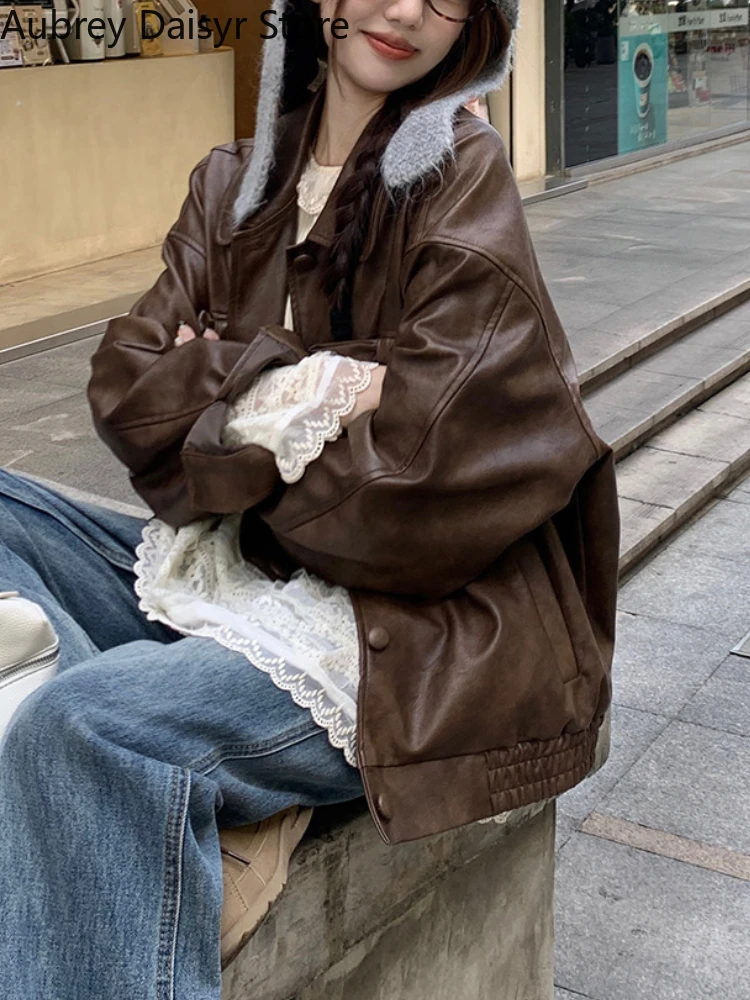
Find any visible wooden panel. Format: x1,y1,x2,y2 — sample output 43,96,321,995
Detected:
200,0,267,138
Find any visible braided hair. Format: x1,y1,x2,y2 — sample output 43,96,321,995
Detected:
322,97,403,339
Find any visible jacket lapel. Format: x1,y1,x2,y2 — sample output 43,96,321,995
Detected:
220,86,390,342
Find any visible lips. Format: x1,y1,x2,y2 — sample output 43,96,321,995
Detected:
363,31,418,60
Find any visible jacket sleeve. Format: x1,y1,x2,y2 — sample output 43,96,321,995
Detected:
259,242,604,600
86,155,307,528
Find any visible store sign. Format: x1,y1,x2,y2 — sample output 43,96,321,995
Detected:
620,9,749,36
618,14,667,38
668,9,749,31
669,11,710,32
708,8,749,28
618,32,669,154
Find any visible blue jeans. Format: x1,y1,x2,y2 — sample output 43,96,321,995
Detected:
0,468,364,1000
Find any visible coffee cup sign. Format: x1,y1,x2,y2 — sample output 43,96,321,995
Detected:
633,43,654,119
618,31,667,154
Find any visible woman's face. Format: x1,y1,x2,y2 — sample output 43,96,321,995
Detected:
318,0,468,98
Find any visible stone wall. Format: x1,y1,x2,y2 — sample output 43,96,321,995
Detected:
222,799,556,1000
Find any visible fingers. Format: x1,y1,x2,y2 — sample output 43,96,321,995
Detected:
174,323,219,346
174,323,197,346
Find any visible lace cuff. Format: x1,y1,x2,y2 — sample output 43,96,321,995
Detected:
221,352,378,484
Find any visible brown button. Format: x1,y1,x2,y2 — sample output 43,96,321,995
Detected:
294,252,317,273
367,626,390,651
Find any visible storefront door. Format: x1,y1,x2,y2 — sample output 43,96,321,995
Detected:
555,0,750,170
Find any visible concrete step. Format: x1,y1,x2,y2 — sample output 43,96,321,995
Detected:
0,247,162,362
617,372,750,577
576,275,750,391
585,297,750,461
577,287,750,577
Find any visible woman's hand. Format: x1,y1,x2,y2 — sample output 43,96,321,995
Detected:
340,364,387,429
174,322,220,346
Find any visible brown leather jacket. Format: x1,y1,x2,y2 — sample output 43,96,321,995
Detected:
87,90,620,845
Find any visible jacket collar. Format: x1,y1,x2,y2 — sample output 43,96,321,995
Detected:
217,86,385,262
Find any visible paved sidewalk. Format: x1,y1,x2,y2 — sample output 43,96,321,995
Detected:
555,476,750,1000
527,139,750,375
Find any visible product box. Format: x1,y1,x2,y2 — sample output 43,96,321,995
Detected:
9,4,52,65
134,0,163,57
0,11,24,68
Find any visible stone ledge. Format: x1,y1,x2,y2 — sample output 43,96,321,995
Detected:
221,800,556,1000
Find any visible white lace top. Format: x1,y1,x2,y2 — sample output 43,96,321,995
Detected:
134,152,374,767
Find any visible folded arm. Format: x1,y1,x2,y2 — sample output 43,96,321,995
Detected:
258,243,602,600
86,156,307,527
221,351,380,483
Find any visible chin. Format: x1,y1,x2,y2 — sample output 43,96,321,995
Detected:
346,68,407,95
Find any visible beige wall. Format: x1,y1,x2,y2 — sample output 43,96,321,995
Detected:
487,85,512,155
198,0,266,139
0,49,234,284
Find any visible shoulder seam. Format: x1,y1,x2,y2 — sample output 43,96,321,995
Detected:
167,229,206,261
404,237,602,463
403,235,531,304
509,281,602,463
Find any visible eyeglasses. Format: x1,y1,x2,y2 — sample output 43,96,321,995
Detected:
426,0,488,23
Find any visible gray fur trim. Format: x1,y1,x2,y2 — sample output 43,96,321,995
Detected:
232,0,290,226
380,45,511,193
233,0,517,228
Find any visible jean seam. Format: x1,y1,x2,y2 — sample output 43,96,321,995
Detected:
0,478,140,572
190,722,323,776
156,767,191,1000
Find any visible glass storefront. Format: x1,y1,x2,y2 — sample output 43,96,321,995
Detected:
562,0,750,168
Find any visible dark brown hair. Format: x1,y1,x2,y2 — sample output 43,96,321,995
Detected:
280,0,511,339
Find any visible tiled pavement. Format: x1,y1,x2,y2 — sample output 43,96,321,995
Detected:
527,139,750,376
539,152,750,997
1,139,750,999
555,481,750,1000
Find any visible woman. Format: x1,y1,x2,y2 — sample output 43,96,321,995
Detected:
0,0,620,995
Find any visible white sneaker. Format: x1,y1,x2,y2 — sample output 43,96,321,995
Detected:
0,591,60,739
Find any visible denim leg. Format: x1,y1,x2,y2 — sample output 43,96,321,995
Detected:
0,635,364,1000
0,468,179,667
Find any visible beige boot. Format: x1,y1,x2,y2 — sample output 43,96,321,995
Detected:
219,806,313,969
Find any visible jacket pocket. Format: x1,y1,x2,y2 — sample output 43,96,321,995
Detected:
514,532,581,685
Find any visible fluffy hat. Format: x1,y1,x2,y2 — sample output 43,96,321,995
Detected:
233,0,518,227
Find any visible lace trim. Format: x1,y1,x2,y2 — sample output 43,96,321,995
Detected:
222,352,377,484
276,357,374,483
132,518,359,767
296,153,344,216
133,519,554,810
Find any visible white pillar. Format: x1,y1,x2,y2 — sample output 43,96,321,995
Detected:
510,0,548,182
